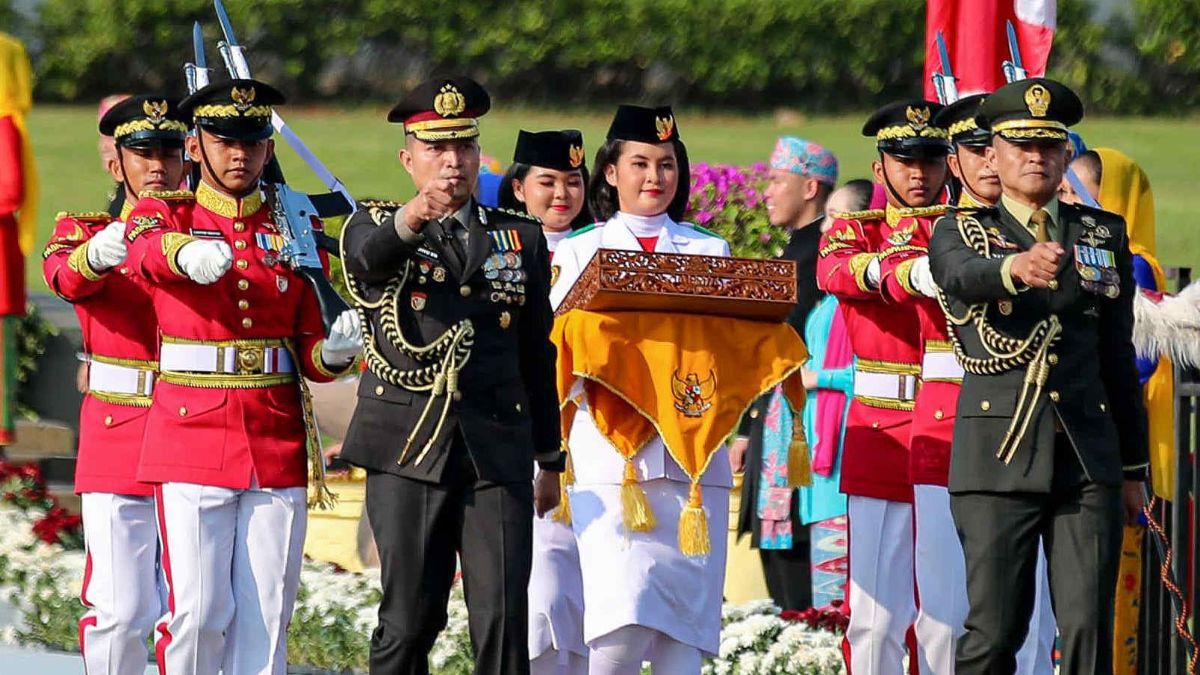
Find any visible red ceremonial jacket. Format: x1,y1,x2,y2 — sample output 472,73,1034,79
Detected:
877,205,958,487
125,182,350,489
816,208,921,503
43,205,156,496
0,116,26,317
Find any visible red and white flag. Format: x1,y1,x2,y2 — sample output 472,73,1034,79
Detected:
924,0,1056,100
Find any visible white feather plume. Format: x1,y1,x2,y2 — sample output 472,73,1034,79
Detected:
1133,280,1200,370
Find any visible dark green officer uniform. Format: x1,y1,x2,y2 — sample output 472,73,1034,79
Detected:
928,78,1148,675
339,76,563,675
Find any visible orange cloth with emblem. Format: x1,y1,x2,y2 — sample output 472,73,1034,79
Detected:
125,183,351,492
552,309,807,553
43,206,159,496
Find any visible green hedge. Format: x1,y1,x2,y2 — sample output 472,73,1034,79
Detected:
21,0,1200,113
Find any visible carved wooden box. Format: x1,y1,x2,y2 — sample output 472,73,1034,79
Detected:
555,249,796,321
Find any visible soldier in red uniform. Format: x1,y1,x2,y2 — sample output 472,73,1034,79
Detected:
124,79,362,675
816,100,948,674
43,94,188,675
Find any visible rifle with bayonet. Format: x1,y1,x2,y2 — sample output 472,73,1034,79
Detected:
931,31,960,105
183,22,208,190
201,0,355,333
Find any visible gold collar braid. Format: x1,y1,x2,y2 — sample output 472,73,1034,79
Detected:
196,181,264,219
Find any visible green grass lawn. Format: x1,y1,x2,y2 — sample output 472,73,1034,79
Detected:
24,105,1199,291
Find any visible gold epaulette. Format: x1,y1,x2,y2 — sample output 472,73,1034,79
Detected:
137,189,195,201
54,211,111,223
486,205,541,223
895,204,948,219
831,209,886,221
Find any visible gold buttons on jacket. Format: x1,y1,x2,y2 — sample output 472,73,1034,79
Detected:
459,285,472,297
179,407,188,416
242,317,253,329
934,410,944,420
237,279,250,291
104,415,113,426
1048,280,1059,291
238,300,250,311
750,409,760,419
236,259,249,270
233,221,246,233
1100,403,1108,412
980,400,991,411
234,240,247,251
1048,354,1059,365
453,391,463,401
515,403,522,412
871,421,880,429
1049,391,1060,403
375,385,385,396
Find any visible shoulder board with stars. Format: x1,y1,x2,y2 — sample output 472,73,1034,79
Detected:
831,209,886,222
689,223,722,238
137,189,195,201
567,223,600,238
55,211,112,223
484,205,541,223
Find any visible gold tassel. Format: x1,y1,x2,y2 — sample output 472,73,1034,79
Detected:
678,481,711,557
620,458,656,533
552,449,575,525
291,344,337,510
788,418,812,488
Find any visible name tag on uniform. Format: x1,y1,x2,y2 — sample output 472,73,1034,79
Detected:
190,227,223,239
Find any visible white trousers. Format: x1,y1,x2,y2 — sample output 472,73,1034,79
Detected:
531,648,589,675
153,482,307,675
587,626,701,675
79,492,163,675
846,495,916,675
913,484,1056,675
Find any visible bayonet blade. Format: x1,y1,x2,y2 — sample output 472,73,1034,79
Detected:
1006,21,1024,70
936,31,955,80
192,22,207,70
214,0,239,46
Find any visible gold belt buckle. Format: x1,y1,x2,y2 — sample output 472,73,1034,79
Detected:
236,346,266,375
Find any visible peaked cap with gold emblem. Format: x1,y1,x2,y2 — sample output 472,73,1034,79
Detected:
862,99,950,159
606,104,680,144
179,78,285,141
975,77,1083,143
388,75,491,141
98,94,190,148
934,93,991,148
513,129,586,172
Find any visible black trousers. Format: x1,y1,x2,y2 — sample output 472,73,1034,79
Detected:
365,438,534,675
951,438,1122,674
759,532,812,610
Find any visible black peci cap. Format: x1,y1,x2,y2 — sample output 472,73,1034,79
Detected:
975,77,1083,143
513,129,586,172
934,93,991,148
179,78,284,141
387,76,490,141
606,105,680,144
862,100,950,159
98,94,189,148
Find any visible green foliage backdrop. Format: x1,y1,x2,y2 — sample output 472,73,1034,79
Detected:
8,0,1197,113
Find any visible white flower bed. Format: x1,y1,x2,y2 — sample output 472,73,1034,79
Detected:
0,503,844,673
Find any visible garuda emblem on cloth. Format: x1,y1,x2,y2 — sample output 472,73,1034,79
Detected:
672,370,716,417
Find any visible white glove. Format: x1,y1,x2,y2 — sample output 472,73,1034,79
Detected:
866,256,881,288
176,240,233,285
85,221,128,272
321,309,363,365
909,256,939,298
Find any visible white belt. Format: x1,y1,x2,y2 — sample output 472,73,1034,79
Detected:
921,350,965,382
853,371,918,401
88,359,156,396
160,342,295,375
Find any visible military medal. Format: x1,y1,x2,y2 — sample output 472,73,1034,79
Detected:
499,311,512,329
411,292,427,311
276,275,288,293
263,253,278,266
432,267,446,282
998,300,1013,316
